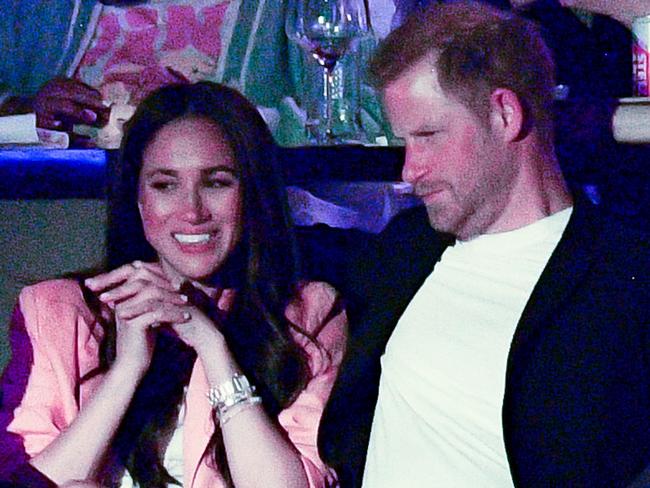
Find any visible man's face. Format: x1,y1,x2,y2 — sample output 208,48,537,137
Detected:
384,58,518,240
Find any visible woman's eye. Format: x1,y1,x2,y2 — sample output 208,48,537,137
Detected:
150,181,176,191
205,178,233,188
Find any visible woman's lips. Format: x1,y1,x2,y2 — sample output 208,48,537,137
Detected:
173,232,211,244
172,232,216,253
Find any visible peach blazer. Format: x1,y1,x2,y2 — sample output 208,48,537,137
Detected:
0,279,347,487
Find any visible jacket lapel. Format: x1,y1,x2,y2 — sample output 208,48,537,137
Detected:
77,291,106,409
505,198,601,387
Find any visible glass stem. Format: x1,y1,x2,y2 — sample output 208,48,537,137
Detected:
325,65,335,143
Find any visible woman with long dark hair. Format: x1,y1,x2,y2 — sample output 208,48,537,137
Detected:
0,82,347,488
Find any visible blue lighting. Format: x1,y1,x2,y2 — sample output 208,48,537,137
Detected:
0,149,110,199
0,149,107,167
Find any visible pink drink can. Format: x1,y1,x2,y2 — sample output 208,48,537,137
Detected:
633,15,650,96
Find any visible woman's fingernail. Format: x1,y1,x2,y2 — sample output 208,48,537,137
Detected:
180,294,188,302
81,109,97,123
132,260,142,268
183,311,191,320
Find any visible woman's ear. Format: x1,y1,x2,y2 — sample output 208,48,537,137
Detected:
488,88,525,142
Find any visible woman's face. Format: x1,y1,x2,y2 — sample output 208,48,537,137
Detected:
138,116,242,283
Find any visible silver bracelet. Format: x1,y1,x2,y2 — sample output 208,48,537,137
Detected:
207,373,259,416
219,396,262,426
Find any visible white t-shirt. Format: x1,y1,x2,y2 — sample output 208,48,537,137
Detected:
363,208,572,488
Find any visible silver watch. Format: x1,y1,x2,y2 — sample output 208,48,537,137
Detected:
207,373,257,411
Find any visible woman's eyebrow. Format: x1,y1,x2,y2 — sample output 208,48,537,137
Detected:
142,168,178,178
204,166,240,176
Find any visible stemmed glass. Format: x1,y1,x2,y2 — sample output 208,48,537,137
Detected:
286,0,371,144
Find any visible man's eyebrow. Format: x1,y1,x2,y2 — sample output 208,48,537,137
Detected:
407,120,447,136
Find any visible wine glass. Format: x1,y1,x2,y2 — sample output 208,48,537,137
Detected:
286,0,371,144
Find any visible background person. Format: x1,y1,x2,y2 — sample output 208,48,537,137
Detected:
0,0,406,146
2,0,639,148
0,0,307,145
0,82,347,488
511,0,650,224
317,2,650,487
557,0,650,27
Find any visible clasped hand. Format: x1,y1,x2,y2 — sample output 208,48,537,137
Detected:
84,262,226,375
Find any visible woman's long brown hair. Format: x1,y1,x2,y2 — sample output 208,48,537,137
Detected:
83,82,310,487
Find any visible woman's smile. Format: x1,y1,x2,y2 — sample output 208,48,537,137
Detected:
172,231,218,254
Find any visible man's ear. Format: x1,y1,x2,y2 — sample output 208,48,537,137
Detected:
488,88,525,142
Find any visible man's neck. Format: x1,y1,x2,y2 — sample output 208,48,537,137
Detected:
485,140,573,236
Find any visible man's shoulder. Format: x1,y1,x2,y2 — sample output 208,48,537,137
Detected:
346,207,443,290
364,206,449,264
571,199,649,258
561,200,650,298
379,205,439,242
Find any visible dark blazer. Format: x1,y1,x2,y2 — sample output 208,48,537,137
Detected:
318,198,650,487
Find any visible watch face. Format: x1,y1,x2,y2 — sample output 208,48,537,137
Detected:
208,374,255,408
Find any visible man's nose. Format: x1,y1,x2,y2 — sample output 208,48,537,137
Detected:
401,146,427,184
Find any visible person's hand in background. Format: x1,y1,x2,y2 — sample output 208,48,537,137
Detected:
33,77,109,143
